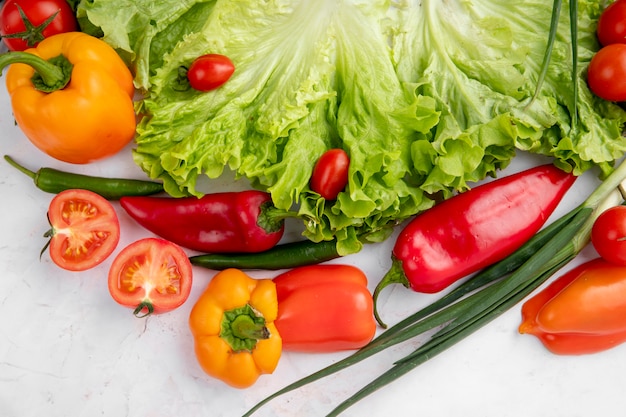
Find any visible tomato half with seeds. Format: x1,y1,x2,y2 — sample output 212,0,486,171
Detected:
108,238,193,317
45,189,120,271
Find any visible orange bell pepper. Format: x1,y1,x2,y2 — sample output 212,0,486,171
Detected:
0,32,136,164
189,268,282,389
519,258,626,355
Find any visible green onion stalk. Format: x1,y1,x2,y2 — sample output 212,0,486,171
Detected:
242,157,626,416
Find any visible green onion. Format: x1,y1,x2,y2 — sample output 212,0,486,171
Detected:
529,0,562,104
242,159,626,417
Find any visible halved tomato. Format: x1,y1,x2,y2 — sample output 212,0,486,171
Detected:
108,238,193,317
45,189,120,271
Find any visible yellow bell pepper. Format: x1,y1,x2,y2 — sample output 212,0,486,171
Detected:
189,268,282,388
0,32,136,164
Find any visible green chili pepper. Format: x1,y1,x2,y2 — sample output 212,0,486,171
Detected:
4,155,164,200
189,239,341,270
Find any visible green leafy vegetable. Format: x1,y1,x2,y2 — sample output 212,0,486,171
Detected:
77,0,626,253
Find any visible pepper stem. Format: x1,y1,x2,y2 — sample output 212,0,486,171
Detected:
221,304,270,352
257,201,298,234
4,155,36,180
231,314,270,340
372,257,411,329
0,51,73,92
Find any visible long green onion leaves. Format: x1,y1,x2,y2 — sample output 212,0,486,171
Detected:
243,159,626,417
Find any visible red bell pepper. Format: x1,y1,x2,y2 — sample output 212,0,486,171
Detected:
519,258,626,355
273,264,377,352
374,163,576,326
120,190,285,253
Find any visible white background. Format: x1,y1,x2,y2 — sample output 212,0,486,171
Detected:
1,64,626,417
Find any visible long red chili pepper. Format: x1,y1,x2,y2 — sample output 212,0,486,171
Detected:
120,190,286,253
373,163,576,327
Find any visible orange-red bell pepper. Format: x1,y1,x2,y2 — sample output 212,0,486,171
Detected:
189,265,376,388
273,264,376,352
519,258,626,355
0,32,136,164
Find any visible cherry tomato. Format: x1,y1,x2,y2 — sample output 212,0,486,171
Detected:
108,238,193,317
45,189,120,272
310,148,350,200
597,0,626,46
591,205,626,265
187,54,235,91
587,43,626,102
0,0,78,51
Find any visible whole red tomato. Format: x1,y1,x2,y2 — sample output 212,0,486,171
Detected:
591,205,626,265
187,54,235,91
310,148,350,200
0,0,78,51
597,0,626,46
587,43,626,102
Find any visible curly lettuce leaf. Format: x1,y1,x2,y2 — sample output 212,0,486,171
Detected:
77,0,217,89
78,0,626,254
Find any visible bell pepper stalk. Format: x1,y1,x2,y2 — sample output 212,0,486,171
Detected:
0,32,136,164
373,163,577,328
242,157,626,417
519,257,626,355
120,190,290,253
189,265,377,388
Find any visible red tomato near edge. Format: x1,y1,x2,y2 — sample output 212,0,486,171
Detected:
597,0,626,46
0,0,78,51
310,148,350,200
587,43,626,102
187,54,235,91
591,206,626,265
108,238,193,317
46,189,120,272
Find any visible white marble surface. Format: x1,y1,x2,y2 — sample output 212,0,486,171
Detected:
2,68,626,417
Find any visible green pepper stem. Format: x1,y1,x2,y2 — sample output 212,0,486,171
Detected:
4,155,36,180
231,314,270,340
373,258,411,329
0,51,72,92
221,304,269,352
257,201,298,234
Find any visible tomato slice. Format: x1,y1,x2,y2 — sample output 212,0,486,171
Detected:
46,189,120,271
108,238,193,317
